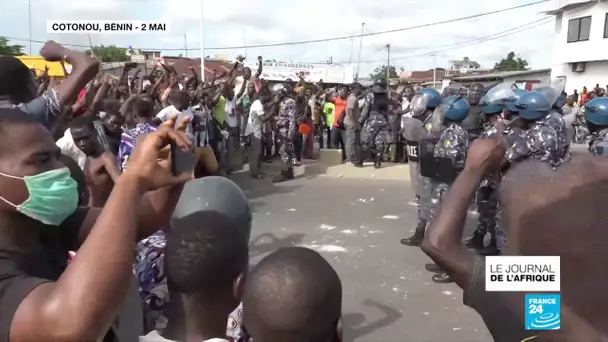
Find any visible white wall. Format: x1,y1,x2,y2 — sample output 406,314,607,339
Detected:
552,60,608,93
502,73,551,87
553,1,608,63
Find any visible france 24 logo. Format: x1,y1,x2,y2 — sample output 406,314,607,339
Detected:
525,294,560,330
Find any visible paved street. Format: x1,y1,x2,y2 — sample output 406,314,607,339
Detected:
231,173,492,342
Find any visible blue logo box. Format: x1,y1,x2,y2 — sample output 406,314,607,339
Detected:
525,294,561,330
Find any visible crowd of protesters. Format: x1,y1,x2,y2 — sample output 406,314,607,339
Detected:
0,40,605,342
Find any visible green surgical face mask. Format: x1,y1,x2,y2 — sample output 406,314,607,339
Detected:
0,167,78,226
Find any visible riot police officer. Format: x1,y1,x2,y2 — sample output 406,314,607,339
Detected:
506,91,568,167
461,83,485,141
462,85,515,255
400,88,442,247
535,84,570,160
504,88,527,120
360,79,390,168
425,95,471,283
271,84,297,183
584,97,608,156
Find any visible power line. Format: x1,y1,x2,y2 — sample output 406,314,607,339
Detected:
2,0,549,51
330,2,594,66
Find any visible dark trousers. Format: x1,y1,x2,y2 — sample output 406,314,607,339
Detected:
262,132,273,160
331,126,346,161
293,132,303,161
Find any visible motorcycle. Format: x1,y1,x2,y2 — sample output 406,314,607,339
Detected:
572,108,590,144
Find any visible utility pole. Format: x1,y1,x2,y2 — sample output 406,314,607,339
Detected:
184,33,188,57
199,0,205,82
356,22,365,81
386,44,391,91
349,38,354,64
28,0,32,54
432,53,437,88
243,27,248,58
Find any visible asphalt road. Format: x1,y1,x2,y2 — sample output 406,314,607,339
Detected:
231,173,492,342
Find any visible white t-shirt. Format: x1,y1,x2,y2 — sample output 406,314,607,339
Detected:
156,105,195,138
245,99,264,139
225,97,238,128
138,330,229,342
56,129,87,169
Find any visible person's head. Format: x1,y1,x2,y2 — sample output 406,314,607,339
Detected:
351,83,362,97
132,96,154,123
338,87,348,99
500,157,608,337
243,247,342,342
583,97,608,133
102,112,124,136
0,56,37,104
225,86,235,101
258,88,272,104
514,91,551,122
166,211,248,317
243,67,252,80
583,86,588,93
169,90,191,111
574,89,578,94
69,116,99,156
467,83,485,106
0,108,78,225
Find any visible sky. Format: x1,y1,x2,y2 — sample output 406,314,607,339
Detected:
2,0,557,77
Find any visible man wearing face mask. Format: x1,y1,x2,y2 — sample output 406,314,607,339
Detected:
0,108,192,341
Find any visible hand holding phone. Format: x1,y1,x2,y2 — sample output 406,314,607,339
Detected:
170,143,196,176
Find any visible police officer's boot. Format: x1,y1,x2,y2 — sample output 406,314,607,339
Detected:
463,229,485,250
432,272,453,284
400,219,426,246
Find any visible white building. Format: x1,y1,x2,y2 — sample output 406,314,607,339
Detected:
548,0,608,93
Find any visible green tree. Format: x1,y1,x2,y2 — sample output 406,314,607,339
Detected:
493,52,529,72
369,64,398,82
0,37,25,56
86,45,129,62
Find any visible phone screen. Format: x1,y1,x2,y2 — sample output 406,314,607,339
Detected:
170,143,196,176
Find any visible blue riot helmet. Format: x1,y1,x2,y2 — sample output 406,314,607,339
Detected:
584,97,608,127
515,91,552,120
442,95,470,122
505,88,527,113
410,88,442,117
479,83,516,115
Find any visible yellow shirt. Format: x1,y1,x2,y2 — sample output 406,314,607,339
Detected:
214,96,227,124
323,103,335,127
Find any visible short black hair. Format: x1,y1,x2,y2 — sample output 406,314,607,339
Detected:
0,107,39,134
165,211,249,295
133,96,154,119
0,57,32,99
69,115,96,132
243,247,342,341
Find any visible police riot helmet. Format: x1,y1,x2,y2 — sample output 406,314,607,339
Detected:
409,88,442,117
371,78,388,94
442,95,470,122
515,91,552,120
479,83,516,115
467,83,485,105
171,177,252,241
505,88,527,113
584,97,608,126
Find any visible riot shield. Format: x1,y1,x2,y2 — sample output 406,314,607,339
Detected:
429,105,445,136
535,79,565,107
410,93,431,117
419,137,459,184
483,83,517,103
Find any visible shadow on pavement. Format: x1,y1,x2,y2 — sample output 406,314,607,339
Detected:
342,299,402,342
249,233,306,258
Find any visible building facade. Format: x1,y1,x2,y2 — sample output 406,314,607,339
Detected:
447,69,551,90
549,0,608,93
